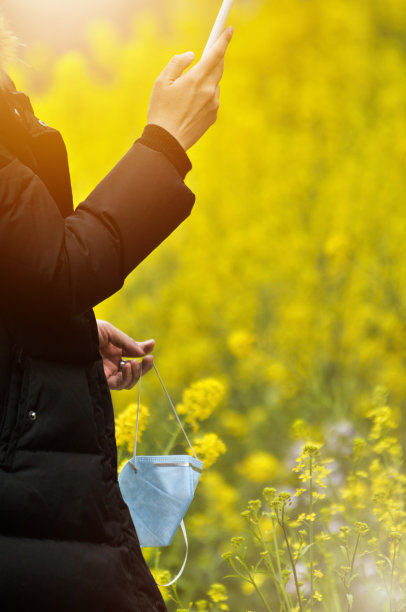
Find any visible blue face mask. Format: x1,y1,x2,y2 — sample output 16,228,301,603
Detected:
118,362,203,585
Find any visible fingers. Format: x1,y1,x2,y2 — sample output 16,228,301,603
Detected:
107,322,155,358
123,355,154,390
198,26,233,78
119,333,149,357
160,51,195,84
215,84,220,107
198,56,224,91
120,361,133,390
110,355,154,391
127,338,155,357
139,354,154,376
211,58,225,87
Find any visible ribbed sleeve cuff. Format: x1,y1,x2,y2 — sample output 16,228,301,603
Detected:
135,124,192,180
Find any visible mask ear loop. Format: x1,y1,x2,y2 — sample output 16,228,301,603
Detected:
156,520,188,587
131,360,199,472
129,360,199,587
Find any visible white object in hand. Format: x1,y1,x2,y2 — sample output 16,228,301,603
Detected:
202,0,234,59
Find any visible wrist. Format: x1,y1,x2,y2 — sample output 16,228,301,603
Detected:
135,123,192,179
147,122,187,151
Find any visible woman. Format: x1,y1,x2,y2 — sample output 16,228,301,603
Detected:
0,14,233,612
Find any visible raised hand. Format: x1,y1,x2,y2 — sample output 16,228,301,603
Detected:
147,25,234,151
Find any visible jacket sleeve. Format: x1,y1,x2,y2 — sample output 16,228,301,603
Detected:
0,141,195,321
135,124,192,180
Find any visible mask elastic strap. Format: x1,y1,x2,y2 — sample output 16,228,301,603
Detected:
132,361,198,466
156,520,188,587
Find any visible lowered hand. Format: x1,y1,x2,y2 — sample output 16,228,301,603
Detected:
96,320,154,390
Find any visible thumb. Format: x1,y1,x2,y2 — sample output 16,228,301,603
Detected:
105,322,154,357
121,338,155,358
161,51,195,83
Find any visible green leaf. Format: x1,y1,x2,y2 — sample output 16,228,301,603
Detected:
223,573,249,580
378,553,392,569
297,541,316,559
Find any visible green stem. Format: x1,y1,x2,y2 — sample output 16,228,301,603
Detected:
163,415,189,455
272,521,294,610
319,539,341,612
331,581,343,612
231,555,274,611
246,567,273,612
229,558,254,582
169,583,184,607
154,549,161,574
280,518,304,612
348,535,359,581
309,454,314,611
346,533,360,612
163,427,181,455
272,521,284,581
258,521,292,610
389,541,398,612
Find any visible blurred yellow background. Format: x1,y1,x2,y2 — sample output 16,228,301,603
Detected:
5,0,406,609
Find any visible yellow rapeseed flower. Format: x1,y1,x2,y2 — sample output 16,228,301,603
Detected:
207,583,228,604
117,458,127,474
237,451,279,483
367,404,398,441
227,329,256,357
290,419,322,442
177,378,225,431
316,532,331,541
115,402,149,452
189,433,226,468
220,410,247,437
151,570,170,601
353,437,367,461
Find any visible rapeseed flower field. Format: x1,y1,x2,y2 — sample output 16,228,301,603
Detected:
11,0,406,608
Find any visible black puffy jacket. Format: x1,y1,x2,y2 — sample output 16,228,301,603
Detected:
0,77,195,611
